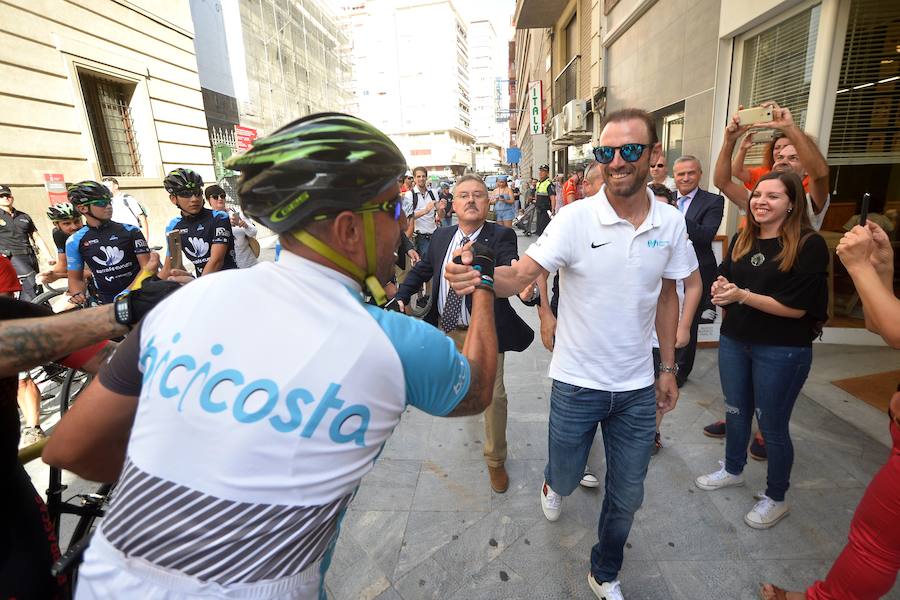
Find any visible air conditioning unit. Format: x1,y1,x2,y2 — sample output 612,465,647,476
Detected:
550,113,567,144
564,100,589,135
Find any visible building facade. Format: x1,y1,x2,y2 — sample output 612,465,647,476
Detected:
1,0,214,247
469,19,510,175
513,0,900,342
340,0,476,176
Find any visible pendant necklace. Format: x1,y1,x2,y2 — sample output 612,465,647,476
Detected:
750,242,765,267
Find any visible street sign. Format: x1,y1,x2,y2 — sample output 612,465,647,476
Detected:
44,173,67,205
528,81,543,135
506,147,521,164
234,125,258,153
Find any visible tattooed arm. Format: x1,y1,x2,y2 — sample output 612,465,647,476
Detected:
0,304,127,378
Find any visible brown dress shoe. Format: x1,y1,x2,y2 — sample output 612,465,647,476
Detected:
488,465,509,493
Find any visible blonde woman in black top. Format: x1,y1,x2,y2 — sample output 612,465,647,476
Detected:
694,170,828,529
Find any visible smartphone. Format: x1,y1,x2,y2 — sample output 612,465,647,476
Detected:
750,129,777,144
737,106,773,126
166,230,184,271
859,192,870,227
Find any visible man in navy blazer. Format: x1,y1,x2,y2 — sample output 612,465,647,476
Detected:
673,156,724,385
397,174,533,493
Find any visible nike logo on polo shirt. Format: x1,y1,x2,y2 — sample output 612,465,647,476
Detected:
591,242,611,248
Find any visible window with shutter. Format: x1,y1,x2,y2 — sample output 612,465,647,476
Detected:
737,5,821,165
828,0,900,164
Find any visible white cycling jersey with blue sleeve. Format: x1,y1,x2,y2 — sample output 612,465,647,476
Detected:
75,250,471,600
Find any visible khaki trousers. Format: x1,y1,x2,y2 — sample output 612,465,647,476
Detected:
447,328,507,467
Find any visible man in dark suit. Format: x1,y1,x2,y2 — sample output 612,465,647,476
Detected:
397,174,534,493
673,155,724,385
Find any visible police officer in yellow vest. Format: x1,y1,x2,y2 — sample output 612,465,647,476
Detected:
534,164,557,235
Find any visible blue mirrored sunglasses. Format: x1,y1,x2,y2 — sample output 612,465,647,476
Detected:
592,143,648,164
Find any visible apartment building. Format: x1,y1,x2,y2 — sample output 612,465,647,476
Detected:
340,0,476,176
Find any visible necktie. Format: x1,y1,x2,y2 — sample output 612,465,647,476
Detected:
678,196,688,213
440,235,469,333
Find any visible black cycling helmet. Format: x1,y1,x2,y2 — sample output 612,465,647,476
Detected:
225,112,407,233
67,181,112,206
163,168,204,195
46,202,79,221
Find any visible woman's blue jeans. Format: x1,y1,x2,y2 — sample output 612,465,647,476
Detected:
545,380,656,582
719,334,812,501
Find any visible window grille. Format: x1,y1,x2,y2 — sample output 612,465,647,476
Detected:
79,72,143,177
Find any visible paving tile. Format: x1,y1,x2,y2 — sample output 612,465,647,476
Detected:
393,556,463,600
431,510,525,580
446,559,532,600
410,458,492,512
341,510,409,580
325,531,393,600
395,511,486,579
353,459,422,511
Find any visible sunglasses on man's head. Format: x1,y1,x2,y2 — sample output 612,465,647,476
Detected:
592,143,648,164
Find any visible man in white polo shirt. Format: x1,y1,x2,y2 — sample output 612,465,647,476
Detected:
445,108,693,600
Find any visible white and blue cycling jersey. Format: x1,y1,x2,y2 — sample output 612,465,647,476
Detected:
76,250,471,600
65,221,149,304
165,208,237,275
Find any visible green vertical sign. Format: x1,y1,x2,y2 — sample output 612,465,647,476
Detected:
214,144,235,180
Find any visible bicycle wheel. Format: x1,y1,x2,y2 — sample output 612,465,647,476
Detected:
32,286,65,312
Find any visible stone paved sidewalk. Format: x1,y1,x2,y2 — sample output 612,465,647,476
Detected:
325,235,899,600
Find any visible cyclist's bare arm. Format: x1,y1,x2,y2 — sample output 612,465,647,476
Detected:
67,268,87,303
0,306,126,378
43,379,136,482
202,243,227,275
447,287,498,417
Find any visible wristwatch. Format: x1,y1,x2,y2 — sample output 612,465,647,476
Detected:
658,362,679,376
114,291,132,326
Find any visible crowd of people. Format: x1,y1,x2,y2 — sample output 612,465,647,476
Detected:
0,102,897,600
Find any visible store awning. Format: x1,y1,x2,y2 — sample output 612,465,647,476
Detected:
514,0,567,29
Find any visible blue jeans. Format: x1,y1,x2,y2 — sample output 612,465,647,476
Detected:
545,380,656,582
719,334,812,501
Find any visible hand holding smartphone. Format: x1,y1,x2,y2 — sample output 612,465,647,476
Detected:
166,230,184,271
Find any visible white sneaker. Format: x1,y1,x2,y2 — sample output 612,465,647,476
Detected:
695,460,745,491
744,494,789,529
587,574,624,600
580,470,600,488
540,480,561,521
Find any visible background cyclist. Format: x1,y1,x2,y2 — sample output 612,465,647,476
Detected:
65,181,151,306
160,168,237,277
38,202,84,285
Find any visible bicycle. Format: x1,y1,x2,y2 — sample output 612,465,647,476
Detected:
17,366,111,593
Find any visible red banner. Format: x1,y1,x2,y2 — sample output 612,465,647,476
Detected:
44,173,68,205
234,125,258,153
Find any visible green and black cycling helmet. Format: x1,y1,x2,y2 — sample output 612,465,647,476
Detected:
46,202,80,221
67,180,112,206
225,113,406,305
224,112,407,234
163,168,204,195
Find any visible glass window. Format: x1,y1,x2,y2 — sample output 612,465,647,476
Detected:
78,71,143,177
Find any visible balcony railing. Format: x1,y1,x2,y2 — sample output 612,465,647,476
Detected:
553,55,580,116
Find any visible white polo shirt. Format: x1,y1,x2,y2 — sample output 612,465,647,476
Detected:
526,186,695,391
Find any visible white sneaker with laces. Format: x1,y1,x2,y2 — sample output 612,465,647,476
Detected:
745,494,789,529
580,470,600,488
587,574,625,600
540,480,561,521
695,460,745,491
